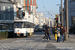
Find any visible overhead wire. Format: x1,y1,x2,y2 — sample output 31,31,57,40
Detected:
42,0,52,16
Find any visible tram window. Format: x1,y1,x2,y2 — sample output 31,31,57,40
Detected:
14,22,24,28
24,22,34,28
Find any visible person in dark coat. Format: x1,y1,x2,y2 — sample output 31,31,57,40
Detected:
52,26,55,36
43,23,47,39
60,26,66,42
47,26,51,40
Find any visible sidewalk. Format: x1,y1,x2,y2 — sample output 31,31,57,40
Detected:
65,34,75,43
48,34,75,43
50,34,75,50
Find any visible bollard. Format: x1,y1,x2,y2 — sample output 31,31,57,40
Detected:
55,33,57,40
30,28,31,36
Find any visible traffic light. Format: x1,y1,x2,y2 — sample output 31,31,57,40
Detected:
22,12,25,17
55,14,57,18
56,18,58,23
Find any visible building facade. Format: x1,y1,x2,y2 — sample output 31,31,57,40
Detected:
13,0,25,18
24,0,37,14
46,17,54,27
0,0,14,31
36,13,45,28
64,0,75,27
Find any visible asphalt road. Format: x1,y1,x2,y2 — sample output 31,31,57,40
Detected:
0,32,75,50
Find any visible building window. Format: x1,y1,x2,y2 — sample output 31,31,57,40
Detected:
14,0,16,2
35,0,36,4
70,0,75,2
29,6,30,10
8,14,10,20
32,6,35,10
0,6,1,11
4,14,5,20
0,14,1,20
0,14,2,20
29,0,30,4
32,0,33,4
2,14,5,20
34,6,35,10
34,0,35,4
8,6,10,12
26,6,27,10
25,0,27,4
32,11,33,13
32,6,33,10
10,14,14,20
41,21,43,23
3,6,5,11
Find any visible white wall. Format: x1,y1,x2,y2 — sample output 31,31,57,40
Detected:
46,17,54,27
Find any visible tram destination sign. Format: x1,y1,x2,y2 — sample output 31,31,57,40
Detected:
0,20,14,23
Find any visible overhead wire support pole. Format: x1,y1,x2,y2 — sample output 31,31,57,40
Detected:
61,0,63,26
65,0,69,41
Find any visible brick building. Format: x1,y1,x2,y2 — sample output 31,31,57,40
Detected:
24,0,37,14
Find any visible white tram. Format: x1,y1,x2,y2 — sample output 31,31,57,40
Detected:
14,19,34,37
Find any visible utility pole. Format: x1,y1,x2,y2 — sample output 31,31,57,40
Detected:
61,0,63,26
65,0,69,41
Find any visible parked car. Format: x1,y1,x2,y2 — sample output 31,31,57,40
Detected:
34,28,44,32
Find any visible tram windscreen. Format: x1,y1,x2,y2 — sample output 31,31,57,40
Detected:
14,22,35,28
14,22,24,28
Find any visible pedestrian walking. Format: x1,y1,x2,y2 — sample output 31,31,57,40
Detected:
60,26,66,42
52,26,55,36
57,27,60,42
50,27,52,35
43,28,48,40
47,26,51,40
42,23,47,40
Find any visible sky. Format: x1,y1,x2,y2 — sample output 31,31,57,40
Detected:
36,0,64,19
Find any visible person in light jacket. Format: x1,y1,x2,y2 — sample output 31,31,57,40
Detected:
57,27,61,42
